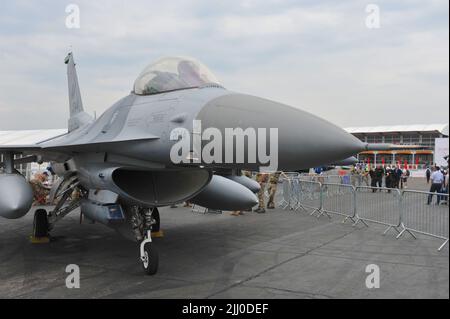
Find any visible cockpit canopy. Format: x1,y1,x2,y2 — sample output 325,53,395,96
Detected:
133,56,222,95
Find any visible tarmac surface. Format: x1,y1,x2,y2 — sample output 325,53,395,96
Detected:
0,177,448,299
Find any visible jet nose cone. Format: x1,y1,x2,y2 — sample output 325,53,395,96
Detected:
197,93,364,170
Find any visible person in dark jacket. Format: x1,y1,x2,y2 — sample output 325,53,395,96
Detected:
393,165,403,188
372,165,384,192
426,167,431,184
385,166,394,191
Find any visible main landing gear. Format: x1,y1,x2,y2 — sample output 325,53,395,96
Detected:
130,206,161,275
31,174,82,244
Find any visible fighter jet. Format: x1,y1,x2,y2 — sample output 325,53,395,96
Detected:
1,53,370,275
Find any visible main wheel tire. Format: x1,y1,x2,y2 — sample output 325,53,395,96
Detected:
33,209,49,238
152,207,160,232
142,242,159,275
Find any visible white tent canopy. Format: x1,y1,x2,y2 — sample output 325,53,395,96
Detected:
344,123,449,136
0,129,67,146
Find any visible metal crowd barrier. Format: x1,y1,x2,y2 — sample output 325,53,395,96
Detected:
353,186,402,235
297,180,323,216
327,175,344,184
278,177,322,214
397,190,449,251
321,183,356,223
277,176,449,251
279,177,294,209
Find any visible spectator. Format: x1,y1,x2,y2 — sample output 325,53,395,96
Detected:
427,166,444,205
350,165,360,187
393,165,403,188
372,165,384,192
385,166,393,190
439,170,448,205
401,168,410,189
426,166,431,184
361,166,370,186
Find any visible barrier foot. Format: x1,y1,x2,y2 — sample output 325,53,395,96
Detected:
342,216,356,224
383,226,400,236
396,227,417,240
396,228,405,239
438,239,448,251
316,210,332,219
405,229,417,239
353,218,369,228
309,208,319,216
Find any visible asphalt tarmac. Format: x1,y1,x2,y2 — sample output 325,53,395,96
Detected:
0,178,448,299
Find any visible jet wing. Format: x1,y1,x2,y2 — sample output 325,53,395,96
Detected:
43,135,160,152
0,145,42,152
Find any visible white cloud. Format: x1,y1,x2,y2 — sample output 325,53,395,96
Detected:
218,9,341,38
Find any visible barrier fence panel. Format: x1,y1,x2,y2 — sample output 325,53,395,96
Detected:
327,175,343,184
398,190,449,251
283,172,300,179
279,177,298,210
354,186,402,235
321,183,356,223
296,180,325,217
278,178,289,209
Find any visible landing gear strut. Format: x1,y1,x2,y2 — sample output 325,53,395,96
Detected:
31,174,83,243
130,206,160,275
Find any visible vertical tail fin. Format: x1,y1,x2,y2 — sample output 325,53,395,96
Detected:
64,52,93,132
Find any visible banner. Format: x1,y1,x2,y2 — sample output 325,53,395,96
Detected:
434,138,449,167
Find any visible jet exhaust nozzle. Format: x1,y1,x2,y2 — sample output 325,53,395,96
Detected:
0,174,33,219
191,175,258,211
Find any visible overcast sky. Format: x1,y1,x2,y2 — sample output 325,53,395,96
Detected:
0,0,448,130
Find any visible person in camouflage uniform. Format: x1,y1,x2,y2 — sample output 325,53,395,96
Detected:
30,173,50,206
242,170,252,179
267,171,281,209
231,170,254,216
254,172,269,213
350,165,360,187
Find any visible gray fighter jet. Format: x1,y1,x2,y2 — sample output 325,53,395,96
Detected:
0,53,375,274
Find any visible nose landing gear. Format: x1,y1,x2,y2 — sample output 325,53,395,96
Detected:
130,206,161,275
140,230,159,275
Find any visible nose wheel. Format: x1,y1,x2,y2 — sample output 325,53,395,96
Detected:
130,206,160,275
140,230,159,275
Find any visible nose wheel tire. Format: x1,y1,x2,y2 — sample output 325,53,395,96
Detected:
141,242,159,275
151,207,160,232
33,209,49,238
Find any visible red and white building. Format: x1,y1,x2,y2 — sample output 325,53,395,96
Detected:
345,124,449,169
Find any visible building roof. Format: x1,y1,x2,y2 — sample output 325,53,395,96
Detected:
345,124,449,136
0,129,67,146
